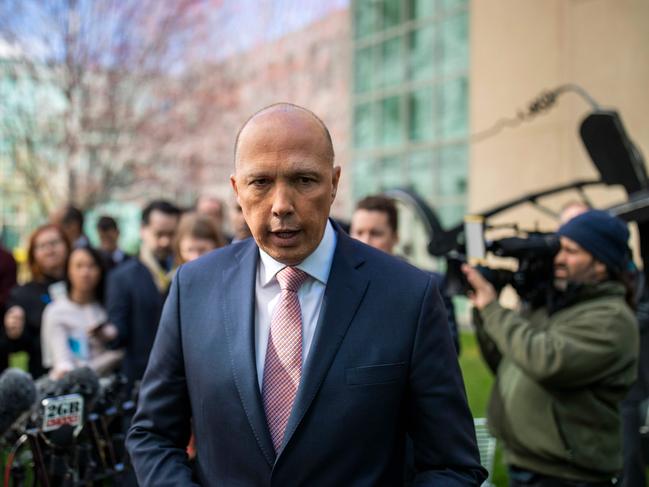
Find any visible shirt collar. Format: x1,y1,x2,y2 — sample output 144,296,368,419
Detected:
259,220,337,287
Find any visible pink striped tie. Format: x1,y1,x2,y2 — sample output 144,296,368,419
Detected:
262,266,308,452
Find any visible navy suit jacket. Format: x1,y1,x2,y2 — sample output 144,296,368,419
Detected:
106,259,166,389
127,229,486,486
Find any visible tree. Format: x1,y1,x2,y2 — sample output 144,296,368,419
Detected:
0,0,209,212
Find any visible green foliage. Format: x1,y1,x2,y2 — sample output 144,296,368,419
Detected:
8,352,28,372
459,332,493,416
459,331,508,486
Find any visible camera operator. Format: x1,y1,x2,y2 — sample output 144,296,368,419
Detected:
463,209,639,486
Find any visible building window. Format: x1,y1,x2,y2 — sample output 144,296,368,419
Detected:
351,0,469,228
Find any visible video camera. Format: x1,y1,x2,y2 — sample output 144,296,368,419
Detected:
0,367,135,487
445,217,560,309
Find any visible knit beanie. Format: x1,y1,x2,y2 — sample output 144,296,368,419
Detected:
557,209,629,273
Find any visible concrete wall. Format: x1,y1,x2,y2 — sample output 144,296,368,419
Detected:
469,0,649,231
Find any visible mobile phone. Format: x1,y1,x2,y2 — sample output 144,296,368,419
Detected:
89,321,108,336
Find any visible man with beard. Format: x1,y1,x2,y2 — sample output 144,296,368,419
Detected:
464,209,639,486
105,199,180,391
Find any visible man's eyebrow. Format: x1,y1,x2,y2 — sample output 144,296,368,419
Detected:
292,170,321,177
242,171,271,179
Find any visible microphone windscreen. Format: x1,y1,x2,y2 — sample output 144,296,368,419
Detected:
58,367,100,406
34,375,59,398
0,368,36,436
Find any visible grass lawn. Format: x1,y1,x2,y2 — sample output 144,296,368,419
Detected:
459,331,509,486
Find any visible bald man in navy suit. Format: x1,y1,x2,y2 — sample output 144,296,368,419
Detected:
127,103,486,486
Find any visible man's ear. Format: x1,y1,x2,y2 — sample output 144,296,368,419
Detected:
593,259,608,280
230,174,240,202
331,166,341,199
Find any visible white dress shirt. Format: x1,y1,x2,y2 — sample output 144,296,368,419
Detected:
255,220,337,389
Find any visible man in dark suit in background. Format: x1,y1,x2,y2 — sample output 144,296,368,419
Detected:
127,103,485,486
97,215,130,272
105,200,180,391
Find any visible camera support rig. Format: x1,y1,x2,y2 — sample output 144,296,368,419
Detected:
384,106,649,284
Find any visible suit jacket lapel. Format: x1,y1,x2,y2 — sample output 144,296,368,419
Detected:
279,232,369,456
221,240,276,466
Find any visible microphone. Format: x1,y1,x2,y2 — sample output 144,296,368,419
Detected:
38,368,99,449
0,368,37,437
35,367,101,407
34,374,59,398
57,367,101,408
95,374,129,415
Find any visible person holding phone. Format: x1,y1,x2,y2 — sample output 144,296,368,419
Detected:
41,246,122,379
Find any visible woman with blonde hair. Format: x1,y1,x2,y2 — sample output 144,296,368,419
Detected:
174,212,226,266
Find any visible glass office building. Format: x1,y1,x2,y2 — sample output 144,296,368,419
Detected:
352,0,469,228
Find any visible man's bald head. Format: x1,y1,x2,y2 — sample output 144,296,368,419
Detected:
229,102,341,265
234,103,335,168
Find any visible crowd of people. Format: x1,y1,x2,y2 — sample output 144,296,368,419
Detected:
0,187,469,485
0,193,459,392
0,102,646,487
0,198,245,385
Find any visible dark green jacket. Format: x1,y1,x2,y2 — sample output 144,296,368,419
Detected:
479,281,638,481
